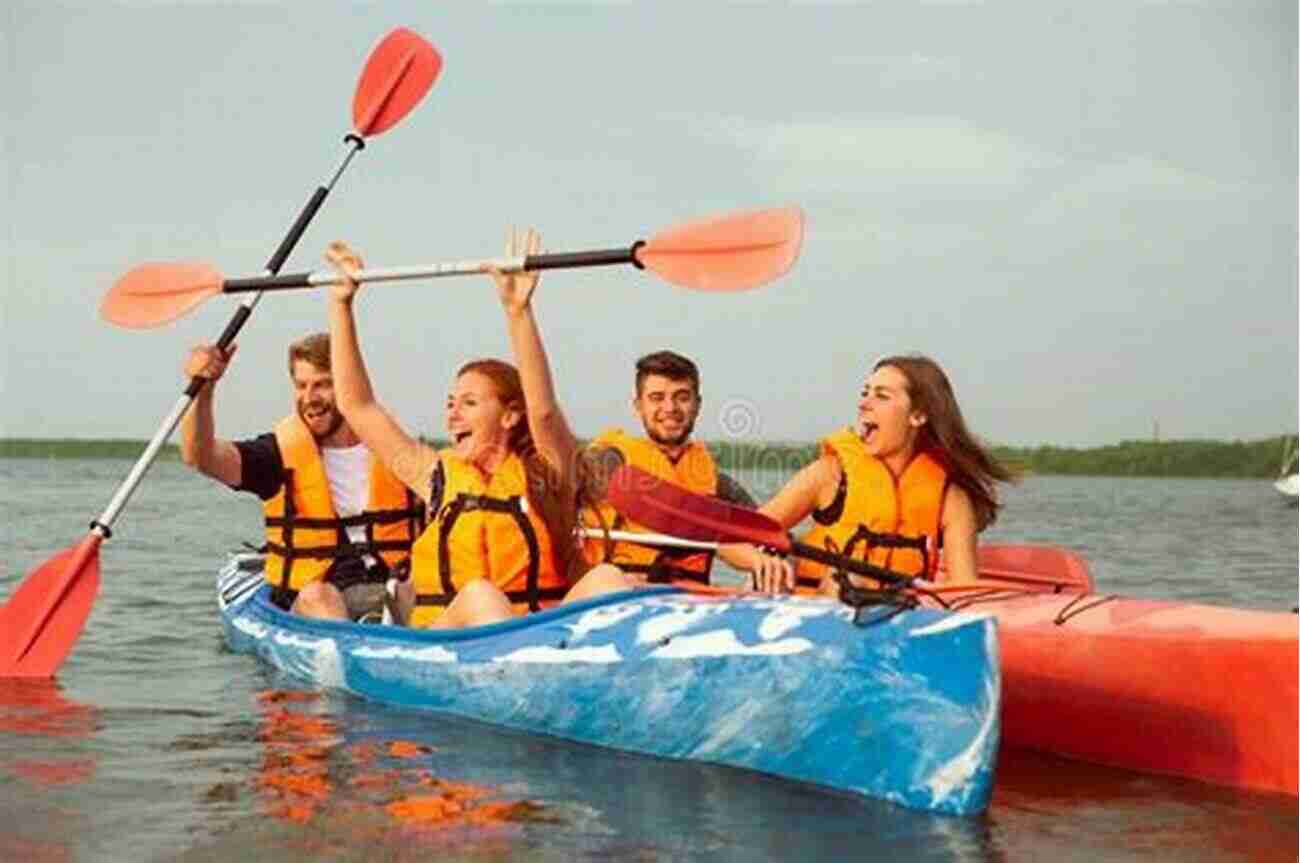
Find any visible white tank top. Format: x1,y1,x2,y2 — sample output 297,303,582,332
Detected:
321,444,373,557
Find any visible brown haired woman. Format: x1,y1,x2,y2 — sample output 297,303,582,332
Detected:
720,354,1016,593
323,228,635,628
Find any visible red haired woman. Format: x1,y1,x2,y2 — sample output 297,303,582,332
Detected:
324,229,634,628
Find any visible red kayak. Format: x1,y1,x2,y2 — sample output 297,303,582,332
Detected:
938,545,1298,797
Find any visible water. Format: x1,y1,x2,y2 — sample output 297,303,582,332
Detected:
1,459,1296,861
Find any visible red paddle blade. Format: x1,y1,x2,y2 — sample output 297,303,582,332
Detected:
100,261,225,329
970,544,1094,592
636,206,804,292
605,465,792,552
353,28,442,137
0,535,102,678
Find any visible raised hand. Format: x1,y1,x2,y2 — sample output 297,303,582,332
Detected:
324,240,365,303
490,226,541,316
184,342,236,382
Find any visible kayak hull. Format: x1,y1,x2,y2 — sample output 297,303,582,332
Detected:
218,556,1002,815
933,586,1298,796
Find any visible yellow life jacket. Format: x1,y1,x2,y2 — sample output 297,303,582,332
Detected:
407,450,568,628
581,428,718,583
795,427,949,590
262,414,424,596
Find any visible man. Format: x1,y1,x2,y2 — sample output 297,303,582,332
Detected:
181,333,424,620
581,350,757,584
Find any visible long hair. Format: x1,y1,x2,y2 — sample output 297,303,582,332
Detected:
873,354,1016,531
457,359,584,581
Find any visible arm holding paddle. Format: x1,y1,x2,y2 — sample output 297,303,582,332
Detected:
715,455,840,594
324,241,436,495
179,344,243,487
489,227,579,473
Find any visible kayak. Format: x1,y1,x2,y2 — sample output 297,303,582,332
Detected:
948,544,1299,797
217,554,1002,816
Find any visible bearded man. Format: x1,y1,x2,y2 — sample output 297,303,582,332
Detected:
581,350,756,584
180,333,423,619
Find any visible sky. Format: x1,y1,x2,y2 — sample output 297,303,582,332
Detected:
2,1,1296,448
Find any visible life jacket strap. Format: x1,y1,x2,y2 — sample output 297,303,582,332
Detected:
423,493,545,612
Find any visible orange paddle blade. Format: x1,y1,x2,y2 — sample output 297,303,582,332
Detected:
100,261,224,329
0,535,102,678
353,28,442,137
637,206,804,292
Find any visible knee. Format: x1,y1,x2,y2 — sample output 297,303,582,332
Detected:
583,564,638,592
564,564,638,603
292,580,345,619
457,578,507,604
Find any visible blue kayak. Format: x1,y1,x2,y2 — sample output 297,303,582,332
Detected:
217,555,1001,815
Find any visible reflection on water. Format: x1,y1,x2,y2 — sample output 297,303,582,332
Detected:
0,679,98,863
244,689,556,859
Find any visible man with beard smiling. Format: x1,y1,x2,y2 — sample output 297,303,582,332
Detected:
180,333,424,620
581,350,757,585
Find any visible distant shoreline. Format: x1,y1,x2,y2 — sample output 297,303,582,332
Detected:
3,435,1294,480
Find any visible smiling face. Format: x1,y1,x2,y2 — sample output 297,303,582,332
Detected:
445,370,520,463
291,359,346,442
856,364,927,465
633,373,701,449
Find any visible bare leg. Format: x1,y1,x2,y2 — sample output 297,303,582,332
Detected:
429,578,516,629
561,563,639,604
292,580,350,620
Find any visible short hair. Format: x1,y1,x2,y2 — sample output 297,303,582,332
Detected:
288,332,330,375
635,350,700,396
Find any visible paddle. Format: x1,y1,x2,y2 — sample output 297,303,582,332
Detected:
100,207,805,328
603,465,911,587
574,527,1090,593
0,28,441,679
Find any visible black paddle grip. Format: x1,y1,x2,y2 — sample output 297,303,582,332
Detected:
223,272,315,293
524,246,638,272
265,186,329,275
182,305,253,398
790,541,910,587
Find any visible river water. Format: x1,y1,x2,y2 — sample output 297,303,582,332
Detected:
1,459,1296,861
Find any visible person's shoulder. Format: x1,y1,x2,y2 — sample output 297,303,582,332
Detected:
233,432,285,500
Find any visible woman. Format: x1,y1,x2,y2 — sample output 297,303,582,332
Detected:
324,228,635,628
721,355,1016,593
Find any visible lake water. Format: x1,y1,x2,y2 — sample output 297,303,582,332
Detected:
1,459,1296,861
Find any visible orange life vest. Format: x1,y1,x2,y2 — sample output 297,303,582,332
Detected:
795,427,949,590
581,428,718,583
407,450,568,628
262,414,424,595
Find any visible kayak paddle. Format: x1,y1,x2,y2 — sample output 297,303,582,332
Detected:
603,465,911,587
576,527,1092,593
100,207,805,328
0,27,441,679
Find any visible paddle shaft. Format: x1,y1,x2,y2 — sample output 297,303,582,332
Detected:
94,137,365,535
578,526,907,587
217,246,642,294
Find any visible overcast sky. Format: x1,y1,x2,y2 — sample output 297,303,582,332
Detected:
2,1,1295,448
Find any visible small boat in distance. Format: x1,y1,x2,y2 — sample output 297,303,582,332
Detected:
1274,436,1298,505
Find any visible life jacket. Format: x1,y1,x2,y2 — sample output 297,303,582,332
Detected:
581,428,718,584
263,414,424,596
407,450,568,627
795,427,949,591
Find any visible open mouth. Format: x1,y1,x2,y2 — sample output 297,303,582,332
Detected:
452,430,472,444
861,421,879,441
303,406,329,422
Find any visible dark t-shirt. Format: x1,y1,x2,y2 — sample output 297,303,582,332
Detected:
232,433,287,501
